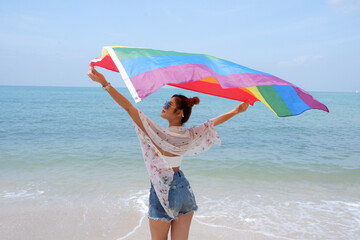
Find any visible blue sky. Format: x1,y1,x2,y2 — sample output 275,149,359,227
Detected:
0,0,359,92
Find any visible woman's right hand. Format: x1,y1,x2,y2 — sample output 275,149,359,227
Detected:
88,66,108,86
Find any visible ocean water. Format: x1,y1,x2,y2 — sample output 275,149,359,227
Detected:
0,86,359,239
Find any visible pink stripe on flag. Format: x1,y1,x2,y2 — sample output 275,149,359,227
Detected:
130,64,290,99
292,85,329,112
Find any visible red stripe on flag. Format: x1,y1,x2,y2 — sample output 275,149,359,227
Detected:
168,80,259,105
90,55,118,72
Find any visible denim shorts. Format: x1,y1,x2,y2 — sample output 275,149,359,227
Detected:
148,170,198,222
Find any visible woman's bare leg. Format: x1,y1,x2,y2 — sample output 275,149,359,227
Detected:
149,218,171,240
170,212,194,240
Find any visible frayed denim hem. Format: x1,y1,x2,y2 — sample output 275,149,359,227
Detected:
148,207,198,223
148,215,173,223
179,207,198,217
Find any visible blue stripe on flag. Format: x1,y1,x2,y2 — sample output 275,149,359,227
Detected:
273,85,311,116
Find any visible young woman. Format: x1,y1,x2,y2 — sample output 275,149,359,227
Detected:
88,66,249,240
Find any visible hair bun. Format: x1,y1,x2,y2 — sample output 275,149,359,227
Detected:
192,97,200,105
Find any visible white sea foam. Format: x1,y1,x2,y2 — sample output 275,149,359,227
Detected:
322,200,360,208
194,215,292,240
195,194,360,239
1,184,44,199
116,190,148,240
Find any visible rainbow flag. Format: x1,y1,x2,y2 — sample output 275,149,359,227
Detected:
90,46,329,117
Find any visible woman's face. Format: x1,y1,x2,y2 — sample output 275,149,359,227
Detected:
160,97,182,121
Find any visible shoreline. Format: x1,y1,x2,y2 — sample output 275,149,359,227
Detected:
0,201,290,240
2,192,359,240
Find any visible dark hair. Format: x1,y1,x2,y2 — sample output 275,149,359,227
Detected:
172,94,200,124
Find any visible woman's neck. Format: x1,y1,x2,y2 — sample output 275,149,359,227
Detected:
168,120,182,127
168,124,182,127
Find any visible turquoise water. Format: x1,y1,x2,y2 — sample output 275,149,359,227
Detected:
1,86,359,239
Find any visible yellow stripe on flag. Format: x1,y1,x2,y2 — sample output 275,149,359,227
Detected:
102,46,145,57
247,86,276,115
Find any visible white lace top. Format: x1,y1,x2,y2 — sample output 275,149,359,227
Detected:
163,155,183,168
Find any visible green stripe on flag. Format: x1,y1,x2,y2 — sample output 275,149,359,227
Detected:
112,47,223,61
257,85,292,117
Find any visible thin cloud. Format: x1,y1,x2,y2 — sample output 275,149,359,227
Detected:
161,7,183,23
278,55,323,67
18,15,42,31
328,0,360,12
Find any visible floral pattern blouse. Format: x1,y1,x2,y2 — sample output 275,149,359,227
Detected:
132,110,221,218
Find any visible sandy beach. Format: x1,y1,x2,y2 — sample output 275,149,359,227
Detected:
0,200,289,240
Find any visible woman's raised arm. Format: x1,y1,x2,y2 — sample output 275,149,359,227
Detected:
211,102,249,127
87,66,146,133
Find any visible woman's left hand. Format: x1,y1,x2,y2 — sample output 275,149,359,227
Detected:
234,101,249,114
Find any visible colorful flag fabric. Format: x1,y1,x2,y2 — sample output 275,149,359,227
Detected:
90,46,329,117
